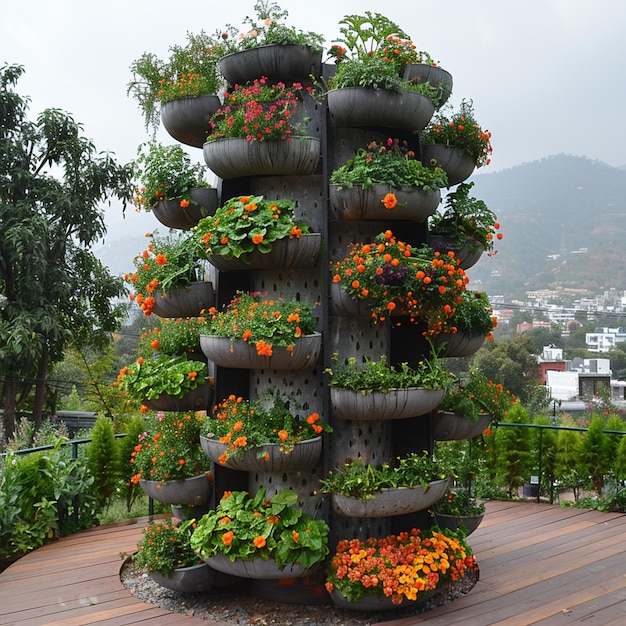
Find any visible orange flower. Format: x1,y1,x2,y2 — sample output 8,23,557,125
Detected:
251,233,264,245
255,339,273,356
222,530,234,546
278,429,289,442
179,199,190,208
382,193,398,209
155,253,167,266
253,535,267,549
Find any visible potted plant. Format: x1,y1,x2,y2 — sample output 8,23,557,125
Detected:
198,291,321,370
117,354,211,412
190,486,330,579
217,1,325,85
325,527,477,609
429,181,502,268
200,389,331,472
325,353,453,421
124,231,213,318
133,518,214,591
434,290,497,357
192,194,319,271
421,100,493,185
327,12,441,131
319,452,452,518
432,488,486,536
128,411,213,507
329,138,448,222
203,78,320,179
137,316,207,358
433,369,516,441
127,31,225,144
131,141,217,231
330,230,468,334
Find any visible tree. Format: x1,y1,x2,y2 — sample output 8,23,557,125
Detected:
0,64,132,442
472,335,541,403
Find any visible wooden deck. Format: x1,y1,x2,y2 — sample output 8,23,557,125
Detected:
1,501,625,625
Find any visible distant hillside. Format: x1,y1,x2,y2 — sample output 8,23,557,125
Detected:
466,154,626,300
96,154,626,300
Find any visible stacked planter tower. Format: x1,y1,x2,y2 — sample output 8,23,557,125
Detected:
141,38,486,607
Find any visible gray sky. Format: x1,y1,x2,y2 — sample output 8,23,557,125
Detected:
2,0,625,236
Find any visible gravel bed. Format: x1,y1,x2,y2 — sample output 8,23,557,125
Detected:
120,559,478,625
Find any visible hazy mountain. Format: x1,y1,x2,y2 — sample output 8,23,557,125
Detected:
95,154,626,301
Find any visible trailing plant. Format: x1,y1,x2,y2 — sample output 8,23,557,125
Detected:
193,195,310,264
422,100,493,167
199,291,318,356
220,1,325,54
190,486,329,568
124,231,205,316
429,182,501,255
117,354,208,403
207,78,312,142
331,230,468,333
319,452,452,499
330,138,448,192
324,353,454,392
133,518,201,577
202,389,331,465
128,411,210,484
325,527,477,604
127,31,226,133
131,141,211,212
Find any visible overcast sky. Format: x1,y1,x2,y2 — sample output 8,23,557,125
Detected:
2,0,625,236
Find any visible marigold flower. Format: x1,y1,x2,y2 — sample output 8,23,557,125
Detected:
382,193,398,209
179,199,190,208
155,253,167,266
253,535,267,549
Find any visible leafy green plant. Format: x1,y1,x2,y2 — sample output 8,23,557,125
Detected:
446,290,496,338
203,390,330,465
133,518,201,577
128,411,210,484
331,231,468,333
319,452,452,499
439,370,517,423
132,141,211,211
199,291,318,356
220,1,325,54
330,138,448,192
435,488,485,517
193,194,310,263
124,231,205,316
190,486,329,568
117,354,207,402
324,353,453,392
127,31,226,132
422,100,493,167
85,415,119,510
207,78,311,142
429,182,501,255
137,317,205,358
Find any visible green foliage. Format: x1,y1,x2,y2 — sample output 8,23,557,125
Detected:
579,415,609,492
330,139,447,192
436,488,485,516
118,354,207,402
220,1,325,53
429,182,500,254
555,426,584,499
422,100,493,167
0,441,97,558
446,291,495,338
116,416,146,512
492,404,533,497
124,231,205,317
199,291,318,350
86,416,119,510
133,518,200,577
137,317,204,358
531,415,559,498
325,353,453,392
132,141,210,210
127,31,226,132
319,452,451,499
0,64,132,439
193,195,309,263
190,486,329,569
